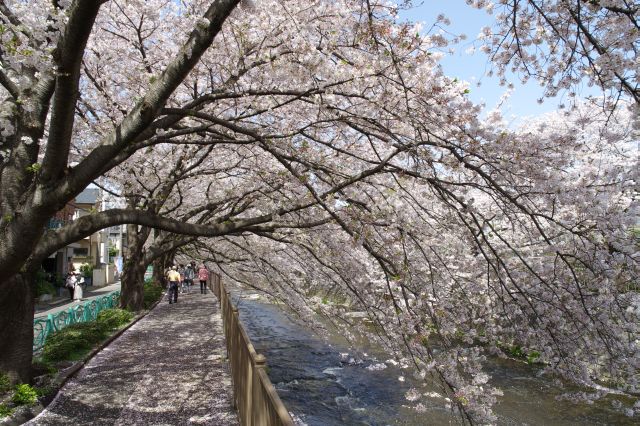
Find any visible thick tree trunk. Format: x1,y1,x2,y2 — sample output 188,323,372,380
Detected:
119,222,150,311
120,259,146,311
0,272,35,384
152,254,168,286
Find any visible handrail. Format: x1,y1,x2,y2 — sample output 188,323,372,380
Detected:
33,290,121,353
210,273,294,426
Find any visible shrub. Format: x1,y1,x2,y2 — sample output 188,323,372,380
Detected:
0,372,10,394
42,322,108,362
12,384,38,405
96,308,133,330
143,281,164,309
0,403,13,418
79,263,93,278
36,280,56,297
34,270,56,297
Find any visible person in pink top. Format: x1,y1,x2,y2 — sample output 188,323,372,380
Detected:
198,265,209,294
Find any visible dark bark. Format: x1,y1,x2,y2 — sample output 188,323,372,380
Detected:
152,254,170,286
0,0,241,382
119,258,146,311
31,207,286,264
0,271,35,384
41,0,105,183
119,223,150,312
54,0,242,201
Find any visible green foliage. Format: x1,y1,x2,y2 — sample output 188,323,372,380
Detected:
34,385,55,398
0,403,13,418
42,309,134,362
143,281,164,309
0,372,10,394
497,343,542,365
507,345,525,359
36,278,56,297
79,263,93,278
108,246,119,257
96,308,133,330
25,163,41,173
55,275,64,288
41,322,108,362
12,384,37,405
526,351,541,365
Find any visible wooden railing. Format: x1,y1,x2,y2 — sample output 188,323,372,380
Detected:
210,273,295,426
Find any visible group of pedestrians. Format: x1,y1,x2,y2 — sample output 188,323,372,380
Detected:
165,261,210,304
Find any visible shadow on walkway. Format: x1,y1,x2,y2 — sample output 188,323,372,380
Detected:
28,289,238,425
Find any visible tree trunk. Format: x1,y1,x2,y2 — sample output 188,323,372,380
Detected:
0,272,35,384
119,222,150,311
120,258,146,311
152,254,168,286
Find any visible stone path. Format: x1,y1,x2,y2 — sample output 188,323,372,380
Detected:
28,288,238,425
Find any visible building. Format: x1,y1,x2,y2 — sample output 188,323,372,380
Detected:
42,186,123,286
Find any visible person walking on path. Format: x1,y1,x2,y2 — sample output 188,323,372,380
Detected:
65,272,77,301
184,261,196,293
198,265,209,294
72,275,84,301
167,266,180,304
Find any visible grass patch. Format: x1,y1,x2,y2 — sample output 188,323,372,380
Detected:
143,281,164,309
41,322,107,362
96,308,133,330
41,308,134,363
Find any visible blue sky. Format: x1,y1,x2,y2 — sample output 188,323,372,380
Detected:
399,0,559,123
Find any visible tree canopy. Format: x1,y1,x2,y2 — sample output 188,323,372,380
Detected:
0,0,637,423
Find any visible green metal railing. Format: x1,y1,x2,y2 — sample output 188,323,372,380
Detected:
33,290,121,353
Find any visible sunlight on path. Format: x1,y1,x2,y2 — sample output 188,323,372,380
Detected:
29,289,238,425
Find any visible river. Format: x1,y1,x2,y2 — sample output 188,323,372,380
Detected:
233,292,635,425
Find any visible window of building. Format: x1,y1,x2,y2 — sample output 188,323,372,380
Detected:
73,248,89,257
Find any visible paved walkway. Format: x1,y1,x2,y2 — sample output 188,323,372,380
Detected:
28,289,238,425
35,282,122,318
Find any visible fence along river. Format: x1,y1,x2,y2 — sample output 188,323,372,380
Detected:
229,289,636,425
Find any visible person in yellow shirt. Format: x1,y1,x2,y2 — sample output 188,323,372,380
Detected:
167,266,181,304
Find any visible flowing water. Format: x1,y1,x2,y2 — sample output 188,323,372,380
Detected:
233,293,636,425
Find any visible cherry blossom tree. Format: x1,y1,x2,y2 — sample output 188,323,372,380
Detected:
194,100,638,422
0,0,242,382
470,0,639,106
0,0,448,384
0,0,637,423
